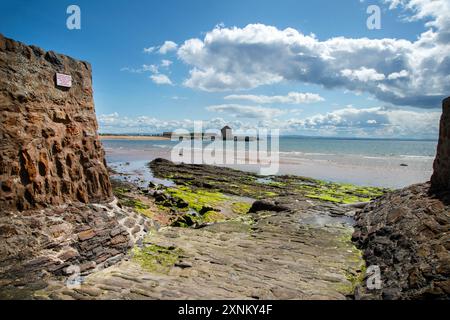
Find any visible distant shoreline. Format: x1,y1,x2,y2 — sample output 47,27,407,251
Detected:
100,135,170,141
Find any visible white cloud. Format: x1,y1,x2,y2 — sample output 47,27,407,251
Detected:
98,106,440,139
341,67,386,82
121,64,158,74
171,96,187,100
175,6,449,108
150,74,173,85
281,106,441,138
224,92,324,104
143,46,156,53
159,41,178,54
144,41,178,55
98,113,247,134
122,62,174,85
206,104,286,119
161,59,173,67
143,64,159,73
387,70,409,80
385,0,450,43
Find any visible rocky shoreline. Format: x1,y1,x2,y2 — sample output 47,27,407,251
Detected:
0,35,448,300
0,157,448,300
353,183,449,299
0,157,387,299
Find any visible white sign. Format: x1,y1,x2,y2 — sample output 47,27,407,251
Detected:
56,73,72,88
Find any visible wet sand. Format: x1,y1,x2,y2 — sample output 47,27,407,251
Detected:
103,145,433,189
100,135,170,141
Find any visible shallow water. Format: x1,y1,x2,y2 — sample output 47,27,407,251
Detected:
109,160,175,188
102,137,436,189
299,214,355,227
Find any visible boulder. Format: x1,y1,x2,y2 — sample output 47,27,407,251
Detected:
249,200,289,213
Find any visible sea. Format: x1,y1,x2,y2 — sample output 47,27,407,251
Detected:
102,136,438,189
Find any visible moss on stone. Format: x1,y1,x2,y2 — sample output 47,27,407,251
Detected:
231,202,252,215
335,230,367,296
121,198,149,211
202,210,226,223
264,191,278,198
136,207,154,218
297,181,386,204
166,186,227,212
132,244,182,274
268,181,286,187
113,187,130,197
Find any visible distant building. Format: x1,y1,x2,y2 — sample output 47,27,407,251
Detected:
162,132,173,138
221,126,232,140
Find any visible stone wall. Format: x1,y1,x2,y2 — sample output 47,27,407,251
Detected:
0,34,112,211
0,36,148,288
431,97,450,192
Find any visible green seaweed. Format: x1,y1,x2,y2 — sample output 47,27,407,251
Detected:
121,198,149,210
166,186,227,212
296,181,387,204
264,191,278,198
132,244,182,273
113,187,131,198
231,202,252,215
335,231,367,295
202,210,226,223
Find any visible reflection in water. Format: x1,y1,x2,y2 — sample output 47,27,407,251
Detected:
109,160,175,188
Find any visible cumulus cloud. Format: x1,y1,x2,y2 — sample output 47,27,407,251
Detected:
144,41,178,55
98,106,440,138
224,92,324,104
150,74,173,85
161,59,173,67
385,0,450,43
387,70,409,80
206,104,287,119
143,46,156,53
98,113,247,134
174,1,450,108
158,41,178,54
341,68,386,82
281,106,441,138
120,64,158,74
122,62,174,86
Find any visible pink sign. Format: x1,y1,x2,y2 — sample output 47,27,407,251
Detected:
56,73,72,88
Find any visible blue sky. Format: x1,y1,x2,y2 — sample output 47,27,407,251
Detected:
0,0,448,138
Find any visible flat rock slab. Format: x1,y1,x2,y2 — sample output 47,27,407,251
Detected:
35,201,364,300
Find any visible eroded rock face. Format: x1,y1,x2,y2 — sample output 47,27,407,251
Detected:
431,97,450,192
0,34,112,211
0,36,135,289
353,183,450,300
352,97,450,300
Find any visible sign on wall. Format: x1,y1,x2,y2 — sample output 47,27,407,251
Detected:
56,73,72,88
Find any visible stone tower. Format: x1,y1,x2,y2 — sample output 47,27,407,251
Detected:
221,125,232,140
0,34,113,211
431,97,450,192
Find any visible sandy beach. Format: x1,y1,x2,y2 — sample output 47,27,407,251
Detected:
100,135,170,141
102,141,434,189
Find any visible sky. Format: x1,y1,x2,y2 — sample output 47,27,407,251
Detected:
0,0,449,138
